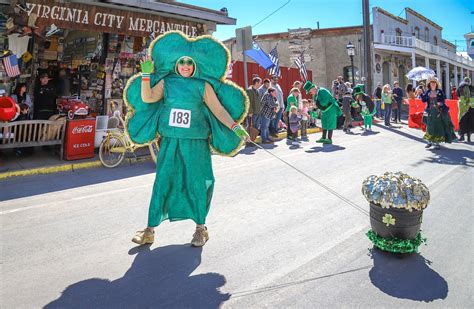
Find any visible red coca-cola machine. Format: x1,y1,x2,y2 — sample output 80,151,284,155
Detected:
64,118,96,160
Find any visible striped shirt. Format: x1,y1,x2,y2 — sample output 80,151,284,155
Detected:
260,93,278,119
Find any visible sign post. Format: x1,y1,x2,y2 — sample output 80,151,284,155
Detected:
236,26,252,89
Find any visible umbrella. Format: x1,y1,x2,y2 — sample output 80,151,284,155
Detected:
406,66,435,81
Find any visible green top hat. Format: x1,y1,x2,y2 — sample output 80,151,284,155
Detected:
303,81,316,94
353,84,365,96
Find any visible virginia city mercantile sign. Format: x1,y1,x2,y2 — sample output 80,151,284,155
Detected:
25,0,205,37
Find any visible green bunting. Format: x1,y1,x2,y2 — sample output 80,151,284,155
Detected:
366,230,426,254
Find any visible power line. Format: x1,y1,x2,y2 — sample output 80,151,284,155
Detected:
252,0,291,28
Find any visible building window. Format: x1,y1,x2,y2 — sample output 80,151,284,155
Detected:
343,66,359,84
414,27,420,39
425,27,429,42
395,28,402,45
434,36,438,46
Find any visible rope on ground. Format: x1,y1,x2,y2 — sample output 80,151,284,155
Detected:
248,140,370,217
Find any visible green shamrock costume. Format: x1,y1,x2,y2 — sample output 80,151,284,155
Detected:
304,81,342,143
314,87,342,130
457,79,474,141
124,31,248,227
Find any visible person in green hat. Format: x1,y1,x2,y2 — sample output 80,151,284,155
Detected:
353,85,376,131
285,87,301,140
303,81,342,144
125,31,249,247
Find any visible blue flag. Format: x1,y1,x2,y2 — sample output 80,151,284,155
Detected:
244,41,275,70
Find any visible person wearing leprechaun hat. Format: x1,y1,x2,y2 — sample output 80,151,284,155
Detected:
124,31,249,247
353,84,376,131
303,81,342,144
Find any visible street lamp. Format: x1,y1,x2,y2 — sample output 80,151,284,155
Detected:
346,41,356,86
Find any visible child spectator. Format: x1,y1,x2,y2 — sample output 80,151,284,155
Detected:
360,101,376,131
288,105,302,145
300,99,310,139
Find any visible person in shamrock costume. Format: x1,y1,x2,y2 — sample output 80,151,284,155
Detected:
303,81,342,144
124,31,249,247
353,85,376,131
456,77,474,142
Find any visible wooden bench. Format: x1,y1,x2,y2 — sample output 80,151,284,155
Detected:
0,119,66,158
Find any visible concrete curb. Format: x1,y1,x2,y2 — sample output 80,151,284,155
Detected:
0,160,103,180
254,127,321,143
0,127,323,180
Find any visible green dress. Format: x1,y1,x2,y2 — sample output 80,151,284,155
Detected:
424,99,454,143
123,31,248,227
314,87,342,130
285,94,298,112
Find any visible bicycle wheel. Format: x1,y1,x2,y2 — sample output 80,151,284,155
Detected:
99,134,127,168
148,140,160,164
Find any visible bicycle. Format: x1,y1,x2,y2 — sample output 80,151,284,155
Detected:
99,118,159,168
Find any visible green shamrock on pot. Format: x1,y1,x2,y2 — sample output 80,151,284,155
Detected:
382,214,396,226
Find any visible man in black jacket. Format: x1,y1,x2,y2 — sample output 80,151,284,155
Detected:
246,76,262,130
392,81,404,123
34,73,57,120
372,82,382,118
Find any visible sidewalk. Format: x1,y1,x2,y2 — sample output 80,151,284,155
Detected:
0,127,322,180
0,148,101,180
0,146,154,180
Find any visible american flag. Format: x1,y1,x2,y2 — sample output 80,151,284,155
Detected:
294,52,308,82
267,45,281,77
2,55,21,78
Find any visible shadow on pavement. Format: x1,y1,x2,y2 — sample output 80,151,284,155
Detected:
0,161,156,202
369,248,448,302
374,123,426,144
423,148,474,167
239,142,278,155
305,145,346,153
44,244,230,309
361,130,380,136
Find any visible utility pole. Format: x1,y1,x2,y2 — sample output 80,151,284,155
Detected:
362,0,372,93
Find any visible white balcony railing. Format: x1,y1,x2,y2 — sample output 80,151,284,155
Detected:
379,34,473,68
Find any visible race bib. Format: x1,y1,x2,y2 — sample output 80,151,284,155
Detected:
169,108,191,128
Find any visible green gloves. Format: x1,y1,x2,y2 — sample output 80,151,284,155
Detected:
140,59,154,74
232,124,250,140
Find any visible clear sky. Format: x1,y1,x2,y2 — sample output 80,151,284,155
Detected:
181,0,474,51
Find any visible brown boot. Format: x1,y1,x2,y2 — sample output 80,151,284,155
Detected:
191,226,209,247
132,229,154,245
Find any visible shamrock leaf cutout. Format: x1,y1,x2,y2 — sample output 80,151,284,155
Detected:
382,213,396,227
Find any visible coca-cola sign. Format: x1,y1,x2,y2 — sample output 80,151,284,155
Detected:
72,125,94,134
65,119,96,160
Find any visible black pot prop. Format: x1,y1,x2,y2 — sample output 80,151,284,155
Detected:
362,172,430,254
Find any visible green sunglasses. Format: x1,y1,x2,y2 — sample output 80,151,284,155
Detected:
178,58,194,66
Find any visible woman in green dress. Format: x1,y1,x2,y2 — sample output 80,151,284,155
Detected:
421,77,455,149
124,31,249,247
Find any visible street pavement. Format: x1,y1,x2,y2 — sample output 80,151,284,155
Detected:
1,123,473,308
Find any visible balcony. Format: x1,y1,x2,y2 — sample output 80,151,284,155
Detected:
377,34,474,68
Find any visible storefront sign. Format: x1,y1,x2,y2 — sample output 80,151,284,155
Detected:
64,118,96,160
25,0,205,37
